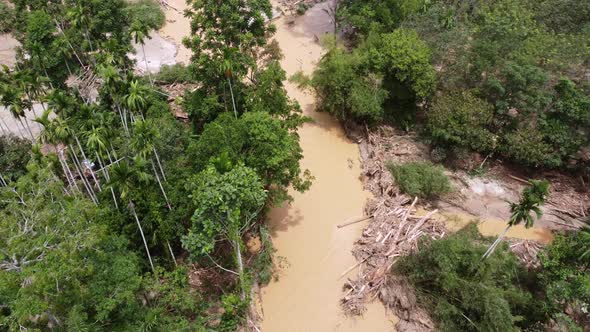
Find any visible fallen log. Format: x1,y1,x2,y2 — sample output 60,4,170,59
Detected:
339,256,370,280
509,175,531,185
337,216,373,229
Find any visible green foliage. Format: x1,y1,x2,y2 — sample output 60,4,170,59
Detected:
311,29,434,125
428,91,496,152
508,179,549,228
155,63,193,83
533,0,590,33
339,0,430,36
312,45,387,123
296,3,309,15
395,224,544,331
0,135,31,183
0,163,142,330
243,61,304,128
189,112,311,205
362,29,435,99
0,2,14,33
183,0,273,86
538,230,590,329
125,0,166,30
183,165,267,256
253,226,275,285
387,161,451,199
337,0,590,169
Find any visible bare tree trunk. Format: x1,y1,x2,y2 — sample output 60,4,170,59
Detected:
0,121,7,136
141,44,154,87
115,104,129,136
150,159,171,209
482,225,511,259
130,201,156,274
54,19,84,68
96,152,119,210
228,77,238,119
58,149,78,192
153,147,167,181
69,145,98,205
167,240,177,266
234,231,246,300
74,135,101,192
18,117,35,142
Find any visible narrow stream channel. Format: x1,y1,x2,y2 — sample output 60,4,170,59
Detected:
260,3,396,331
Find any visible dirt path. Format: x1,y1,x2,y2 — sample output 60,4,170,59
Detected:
259,3,396,331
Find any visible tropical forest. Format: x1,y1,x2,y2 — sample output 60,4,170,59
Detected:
0,0,588,331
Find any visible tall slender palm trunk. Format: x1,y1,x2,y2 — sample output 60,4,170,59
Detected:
482,225,511,259
18,117,35,142
150,159,170,209
130,201,155,274
69,145,98,205
74,135,101,192
0,121,7,135
141,44,154,87
58,149,79,192
152,147,167,181
228,77,238,118
96,152,119,210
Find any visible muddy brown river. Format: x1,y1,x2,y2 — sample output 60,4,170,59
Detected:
259,3,396,331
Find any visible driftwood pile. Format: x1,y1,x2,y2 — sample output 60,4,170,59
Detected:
341,195,446,316
509,240,544,268
359,126,429,197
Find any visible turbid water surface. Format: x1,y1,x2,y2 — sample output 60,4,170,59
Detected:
260,3,396,331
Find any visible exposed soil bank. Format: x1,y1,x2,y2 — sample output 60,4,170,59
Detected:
0,34,18,68
260,2,396,331
131,33,177,73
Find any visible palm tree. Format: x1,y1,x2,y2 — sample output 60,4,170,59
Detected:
0,85,35,142
130,21,153,86
125,80,149,114
67,4,94,53
483,180,550,259
107,158,155,273
131,119,170,207
84,125,121,209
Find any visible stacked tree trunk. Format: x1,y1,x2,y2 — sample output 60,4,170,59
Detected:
509,240,543,268
341,195,445,316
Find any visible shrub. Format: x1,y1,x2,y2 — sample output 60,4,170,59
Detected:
125,0,166,30
312,46,387,124
394,224,544,331
155,64,193,83
428,91,496,152
0,2,14,33
500,125,557,168
296,3,309,15
538,230,590,329
387,161,451,199
0,135,31,183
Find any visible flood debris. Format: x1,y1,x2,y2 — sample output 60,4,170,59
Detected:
343,124,577,330
341,195,445,320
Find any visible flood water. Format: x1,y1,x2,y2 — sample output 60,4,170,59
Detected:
260,3,396,331
441,210,554,244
